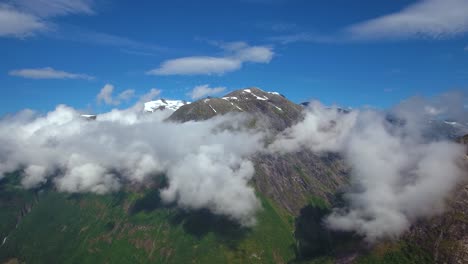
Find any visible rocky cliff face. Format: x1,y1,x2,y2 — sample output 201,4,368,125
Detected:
253,152,349,214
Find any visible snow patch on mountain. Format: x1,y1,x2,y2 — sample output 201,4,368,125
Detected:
144,99,189,112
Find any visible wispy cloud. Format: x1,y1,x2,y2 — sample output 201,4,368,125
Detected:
13,0,95,17
269,32,336,44
0,0,94,38
255,21,297,32
9,67,94,80
271,0,468,44
96,84,136,106
346,0,468,40
0,4,48,37
46,26,169,56
188,84,226,100
147,42,274,76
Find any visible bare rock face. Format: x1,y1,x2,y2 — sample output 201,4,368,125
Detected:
253,151,349,215
168,87,349,215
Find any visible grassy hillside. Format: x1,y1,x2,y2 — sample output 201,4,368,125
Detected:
0,176,296,264
0,172,439,264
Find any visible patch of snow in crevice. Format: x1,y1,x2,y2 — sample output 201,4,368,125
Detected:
229,102,243,111
444,121,458,126
268,91,280,95
222,97,238,101
209,104,217,113
1,236,7,247
243,89,268,100
252,93,268,101
269,103,282,111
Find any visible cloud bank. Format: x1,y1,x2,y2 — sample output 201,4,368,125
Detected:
0,88,466,233
9,67,94,80
147,42,274,75
0,98,262,226
270,97,467,241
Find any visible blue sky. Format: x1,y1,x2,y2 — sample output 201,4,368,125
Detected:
1,0,468,115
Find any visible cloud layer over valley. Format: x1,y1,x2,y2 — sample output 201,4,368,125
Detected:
271,95,467,241
0,99,263,226
0,88,466,239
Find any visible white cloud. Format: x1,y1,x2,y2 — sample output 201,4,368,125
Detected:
139,88,161,103
147,57,242,76
270,0,468,44
14,0,95,17
117,89,135,101
9,67,94,80
188,84,226,100
0,0,94,38
0,101,263,225
234,45,273,63
147,42,274,75
270,96,467,242
346,0,468,40
0,4,47,37
96,84,135,106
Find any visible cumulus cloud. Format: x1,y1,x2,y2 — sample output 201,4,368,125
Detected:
96,84,135,106
0,94,263,225
0,0,94,37
188,84,226,100
346,0,468,40
270,96,467,241
9,67,94,80
146,42,274,75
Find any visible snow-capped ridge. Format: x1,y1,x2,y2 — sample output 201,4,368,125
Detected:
144,99,190,112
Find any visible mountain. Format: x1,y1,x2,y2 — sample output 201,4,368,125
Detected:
144,99,190,112
169,88,303,131
169,88,349,215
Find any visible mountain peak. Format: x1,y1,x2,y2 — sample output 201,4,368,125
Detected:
168,87,303,131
